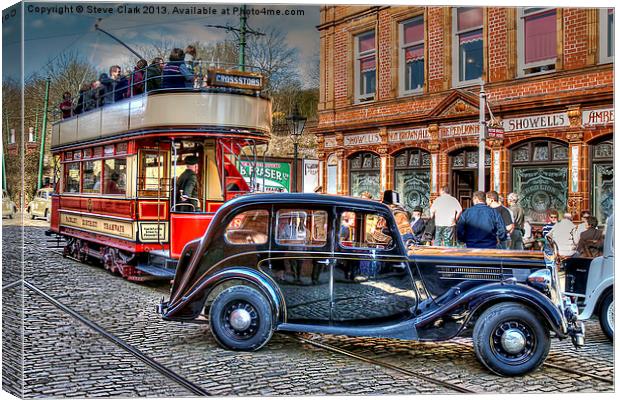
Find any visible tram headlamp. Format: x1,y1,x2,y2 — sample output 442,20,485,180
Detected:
527,269,551,294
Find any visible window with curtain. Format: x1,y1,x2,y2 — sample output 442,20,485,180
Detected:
600,8,614,63
520,8,557,75
401,16,424,93
355,31,376,101
453,7,483,85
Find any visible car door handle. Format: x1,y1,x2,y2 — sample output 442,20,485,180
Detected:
317,259,330,265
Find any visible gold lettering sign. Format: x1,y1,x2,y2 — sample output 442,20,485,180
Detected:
60,213,135,240
207,68,264,90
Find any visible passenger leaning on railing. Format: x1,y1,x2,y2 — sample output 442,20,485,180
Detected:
101,65,128,103
73,83,91,115
146,58,164,92
59,92,73,119
128,59,148,97
162,48,194,89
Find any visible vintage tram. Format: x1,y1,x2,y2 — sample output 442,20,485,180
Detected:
48,67,271,281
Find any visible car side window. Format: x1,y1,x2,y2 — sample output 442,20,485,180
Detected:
339,211,395,250
276,209,328,247
224,209,269,245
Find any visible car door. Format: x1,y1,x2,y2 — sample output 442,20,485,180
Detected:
260,206,333,323
331,208,417,324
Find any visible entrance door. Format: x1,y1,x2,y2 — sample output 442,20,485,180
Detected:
452,170,490,209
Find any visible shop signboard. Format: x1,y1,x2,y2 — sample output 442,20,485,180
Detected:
324,136,337,148
388,128,430,142
344,132,381,147
240,161,291,193
502,112,569,132
582,108,614,126
303,160,319,193
439,123,479,138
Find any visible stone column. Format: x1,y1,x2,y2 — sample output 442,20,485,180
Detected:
316,135,326,193
335,132,346,195
428,123,441,203
566,106,585,216
378,127,392,193
487,137,505,195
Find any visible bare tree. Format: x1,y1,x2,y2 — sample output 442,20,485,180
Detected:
246,27,299,93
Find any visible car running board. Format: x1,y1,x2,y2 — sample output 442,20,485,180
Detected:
276,319,418,340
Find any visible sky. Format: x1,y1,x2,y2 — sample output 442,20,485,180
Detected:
2,1,320,86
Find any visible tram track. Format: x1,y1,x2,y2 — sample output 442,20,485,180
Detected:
23,280,209,397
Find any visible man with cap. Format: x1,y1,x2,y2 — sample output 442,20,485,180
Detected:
176,155,199,211
410,206,426,244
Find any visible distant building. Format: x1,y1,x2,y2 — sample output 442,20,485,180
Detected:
313,6,613,224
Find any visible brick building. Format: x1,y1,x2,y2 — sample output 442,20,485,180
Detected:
313,6,613,225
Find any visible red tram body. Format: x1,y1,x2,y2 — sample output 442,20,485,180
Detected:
48,68,271,281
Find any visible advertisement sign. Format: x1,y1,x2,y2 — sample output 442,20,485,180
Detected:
582,108,614,126
502,112,569,132
303,160,319,193
240,161,291,192
60,213,135,240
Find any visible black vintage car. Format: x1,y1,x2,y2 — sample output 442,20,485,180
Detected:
159,193,584,376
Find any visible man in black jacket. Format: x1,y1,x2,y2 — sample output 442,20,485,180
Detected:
176,155,199,212
457,191,507,249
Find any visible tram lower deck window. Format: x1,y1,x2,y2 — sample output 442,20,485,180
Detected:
82,160,102,194
103,159,127,194
64,162,80,193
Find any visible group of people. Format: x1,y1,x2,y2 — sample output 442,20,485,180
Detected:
59,45,200,119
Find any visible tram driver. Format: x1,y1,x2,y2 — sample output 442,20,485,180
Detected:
176,155,199,212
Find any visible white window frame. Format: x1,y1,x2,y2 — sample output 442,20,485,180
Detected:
599,8,614,64
517,7,557,77
399,16,425,96
452,7,484,88
354,30,376,103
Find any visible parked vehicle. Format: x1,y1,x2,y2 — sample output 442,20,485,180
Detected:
159,193,585,376
27,188,53,221
563,214,614,339
2,190,17,219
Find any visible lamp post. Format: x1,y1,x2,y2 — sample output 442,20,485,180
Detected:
286,105,307,193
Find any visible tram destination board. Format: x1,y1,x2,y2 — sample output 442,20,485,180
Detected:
207,68,265,90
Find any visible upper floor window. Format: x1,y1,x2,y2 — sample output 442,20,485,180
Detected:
519,8,557,76
400,16,425,94
453,7,483,86
600,8,614,63
355,31,376,102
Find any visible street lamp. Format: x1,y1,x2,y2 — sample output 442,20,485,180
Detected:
286,104,307,193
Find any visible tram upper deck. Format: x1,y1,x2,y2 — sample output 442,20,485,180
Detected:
51,66,271,150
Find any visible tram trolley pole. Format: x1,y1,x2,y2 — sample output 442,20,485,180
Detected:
37,77,51,190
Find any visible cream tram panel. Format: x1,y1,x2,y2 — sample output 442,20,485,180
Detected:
75,111,102,142
100,101,130,136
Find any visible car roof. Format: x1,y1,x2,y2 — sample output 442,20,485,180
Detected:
223,192,394,213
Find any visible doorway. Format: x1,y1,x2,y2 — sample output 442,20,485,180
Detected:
449,147,490,209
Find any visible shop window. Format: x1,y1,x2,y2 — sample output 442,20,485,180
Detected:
453,7,483,86
348,152,380,199
355,31,376,102
225,209,269,245
600,8,614,64
326,154,338,194
103,158,127,195
511,140,568,223
276,209,328,247
394,148,431,212
591,139,613,224
339,211,394,250
400,16,425,94
82,160,102,194
518,8,557,76
64,162,80,193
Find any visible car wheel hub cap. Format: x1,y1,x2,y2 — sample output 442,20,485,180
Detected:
501,328,527,354
608,301,614,333
229,308,252,331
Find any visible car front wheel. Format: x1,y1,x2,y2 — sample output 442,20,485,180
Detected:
209,285,274,351
599,291,614,340
473,302,550,376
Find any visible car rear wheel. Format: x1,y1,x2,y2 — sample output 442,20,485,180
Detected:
599,291,614,340
45,209,50,222
209,285,274,351
28,208,35,220
473,302,550,376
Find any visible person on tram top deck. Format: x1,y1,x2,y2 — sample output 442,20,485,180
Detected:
74,83,92,115
59,92,73,119
101,65,128,104
163,48,194,89
146,58,164,92
176,155,200,212
128,59,148,97
91,80,105,108
185,45,197,69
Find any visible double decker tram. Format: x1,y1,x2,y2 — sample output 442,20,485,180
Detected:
48,66,271,281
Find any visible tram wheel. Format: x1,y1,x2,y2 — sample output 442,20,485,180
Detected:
473,302,550,376
209,285,274,351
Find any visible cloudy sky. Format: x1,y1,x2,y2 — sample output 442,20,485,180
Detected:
3,1,320,86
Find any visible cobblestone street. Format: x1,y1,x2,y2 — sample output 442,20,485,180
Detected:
2,225,615,397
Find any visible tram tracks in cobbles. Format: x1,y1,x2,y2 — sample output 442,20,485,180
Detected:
284,333,477,394
22,280,209,397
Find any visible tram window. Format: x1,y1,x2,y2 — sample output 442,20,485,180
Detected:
103,159,127,195
276,209,328,247
64,162,80,193
82,160,102,194
225,209,269,245
139,151,168,195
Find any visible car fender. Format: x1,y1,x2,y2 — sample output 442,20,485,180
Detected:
416,282,566,340
164,267,286,323
579,276,614,320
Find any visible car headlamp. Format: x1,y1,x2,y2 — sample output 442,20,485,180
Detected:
527,269,551,294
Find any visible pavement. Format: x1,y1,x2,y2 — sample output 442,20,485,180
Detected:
1,224,615,397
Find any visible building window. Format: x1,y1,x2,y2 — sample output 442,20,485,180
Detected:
355,31,376,102
591,139,613,223
326,154,337,194
400,16,424,94
600,8,614,63
511,140,568,224
393,148,430,213
348,152,380,199
453,7,483,86
518,8,557,76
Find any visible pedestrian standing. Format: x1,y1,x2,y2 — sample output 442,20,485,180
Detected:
508,192,525,250
430,186,462,246
574,210,592,239
547,212,578,257
486,191,513,249
457,191,507,249
410,206,426,244
542,210,559,237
